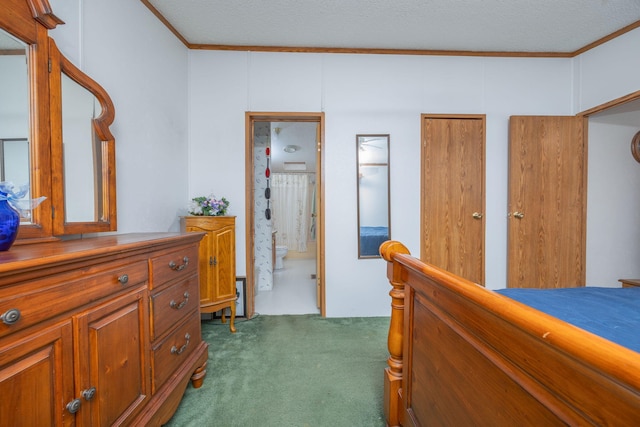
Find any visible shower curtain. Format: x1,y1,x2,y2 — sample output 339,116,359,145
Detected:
271,173,310,252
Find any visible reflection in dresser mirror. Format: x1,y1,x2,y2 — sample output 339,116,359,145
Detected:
356,134,391,258
0,30,32,221
61,72,103,223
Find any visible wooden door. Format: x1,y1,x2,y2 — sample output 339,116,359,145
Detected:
0,322,74,427
315,122,322,310
421,115,485,284
75,289,149,426
508,116,586,288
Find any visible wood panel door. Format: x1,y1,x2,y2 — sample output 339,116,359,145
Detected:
75,288,149,426
211,222,237,303
421,115,485,284
0,322,74,427
508,116,586,288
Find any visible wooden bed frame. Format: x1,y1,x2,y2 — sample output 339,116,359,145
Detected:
380,241,640,426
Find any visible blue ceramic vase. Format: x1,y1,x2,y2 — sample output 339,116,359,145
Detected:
0,193,20,251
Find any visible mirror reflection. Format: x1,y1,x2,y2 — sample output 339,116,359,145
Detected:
0,30,31,220
61,72,103,222
356,134,390,258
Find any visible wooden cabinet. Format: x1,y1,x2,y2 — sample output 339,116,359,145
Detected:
619,279,640,288
183,216,237,332
0,233,208,426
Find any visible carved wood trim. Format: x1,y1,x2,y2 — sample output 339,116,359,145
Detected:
26,0,64,29
55,43,116,142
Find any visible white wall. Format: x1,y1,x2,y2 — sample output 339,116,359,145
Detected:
45,1,640,316
49,0,190,233
575,28,640,287
587,113,640,286
575,29,640,112
189,51,573,316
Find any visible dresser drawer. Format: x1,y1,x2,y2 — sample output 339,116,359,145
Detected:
151,312,201,392
150,275,199,340
149,246,199,289
0,260,148,338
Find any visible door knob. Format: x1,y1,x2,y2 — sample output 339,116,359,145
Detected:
513,211,524,219
472,212,483,219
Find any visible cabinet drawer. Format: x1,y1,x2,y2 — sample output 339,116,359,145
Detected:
0,261,148,338
151,312,200,392
150,275,199,340
150,246,199,289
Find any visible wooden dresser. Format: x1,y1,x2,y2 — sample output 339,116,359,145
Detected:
182,216,237,332
0,233,208,426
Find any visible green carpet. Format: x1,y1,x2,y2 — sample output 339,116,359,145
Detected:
165,314,390,427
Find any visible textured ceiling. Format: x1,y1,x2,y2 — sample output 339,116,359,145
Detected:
146,0,640,53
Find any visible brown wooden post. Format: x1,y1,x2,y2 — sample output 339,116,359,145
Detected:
380,241,410,427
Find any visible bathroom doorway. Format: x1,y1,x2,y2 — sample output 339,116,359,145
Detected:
244,112,325,318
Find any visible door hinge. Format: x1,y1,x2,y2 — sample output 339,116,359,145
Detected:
51,205,55,218
48,59,52,73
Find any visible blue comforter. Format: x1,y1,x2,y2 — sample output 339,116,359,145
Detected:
496,287,640,353
359,226,389,256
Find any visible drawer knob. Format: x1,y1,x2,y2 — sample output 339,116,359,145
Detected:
1,308,21,325
170,332,191,355
82,386,97,401
118,274,129,285
66,398,81,414
168,256,189,271
169,292,190,310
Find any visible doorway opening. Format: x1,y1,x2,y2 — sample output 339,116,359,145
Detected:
244,112,325,318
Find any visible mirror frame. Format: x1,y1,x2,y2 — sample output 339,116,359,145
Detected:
49,39,116,235
356,134,391,259
2,0,116,241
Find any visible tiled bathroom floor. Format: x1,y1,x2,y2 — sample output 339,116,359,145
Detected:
255,258,320,315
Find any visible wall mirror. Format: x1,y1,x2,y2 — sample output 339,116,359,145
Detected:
0,0,116,241
356,134,390,258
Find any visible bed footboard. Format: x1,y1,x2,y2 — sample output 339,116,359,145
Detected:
380,241,640,426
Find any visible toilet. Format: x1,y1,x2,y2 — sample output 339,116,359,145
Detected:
274,245,288,270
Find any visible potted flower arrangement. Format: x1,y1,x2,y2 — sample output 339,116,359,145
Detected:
188,194,230,216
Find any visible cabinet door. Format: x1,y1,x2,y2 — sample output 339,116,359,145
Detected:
212,224,236,303
0,322,74,427
74,288,150,426
198,230,215,305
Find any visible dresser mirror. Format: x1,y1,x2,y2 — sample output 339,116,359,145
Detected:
356,134,391,258
0,0,116,240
